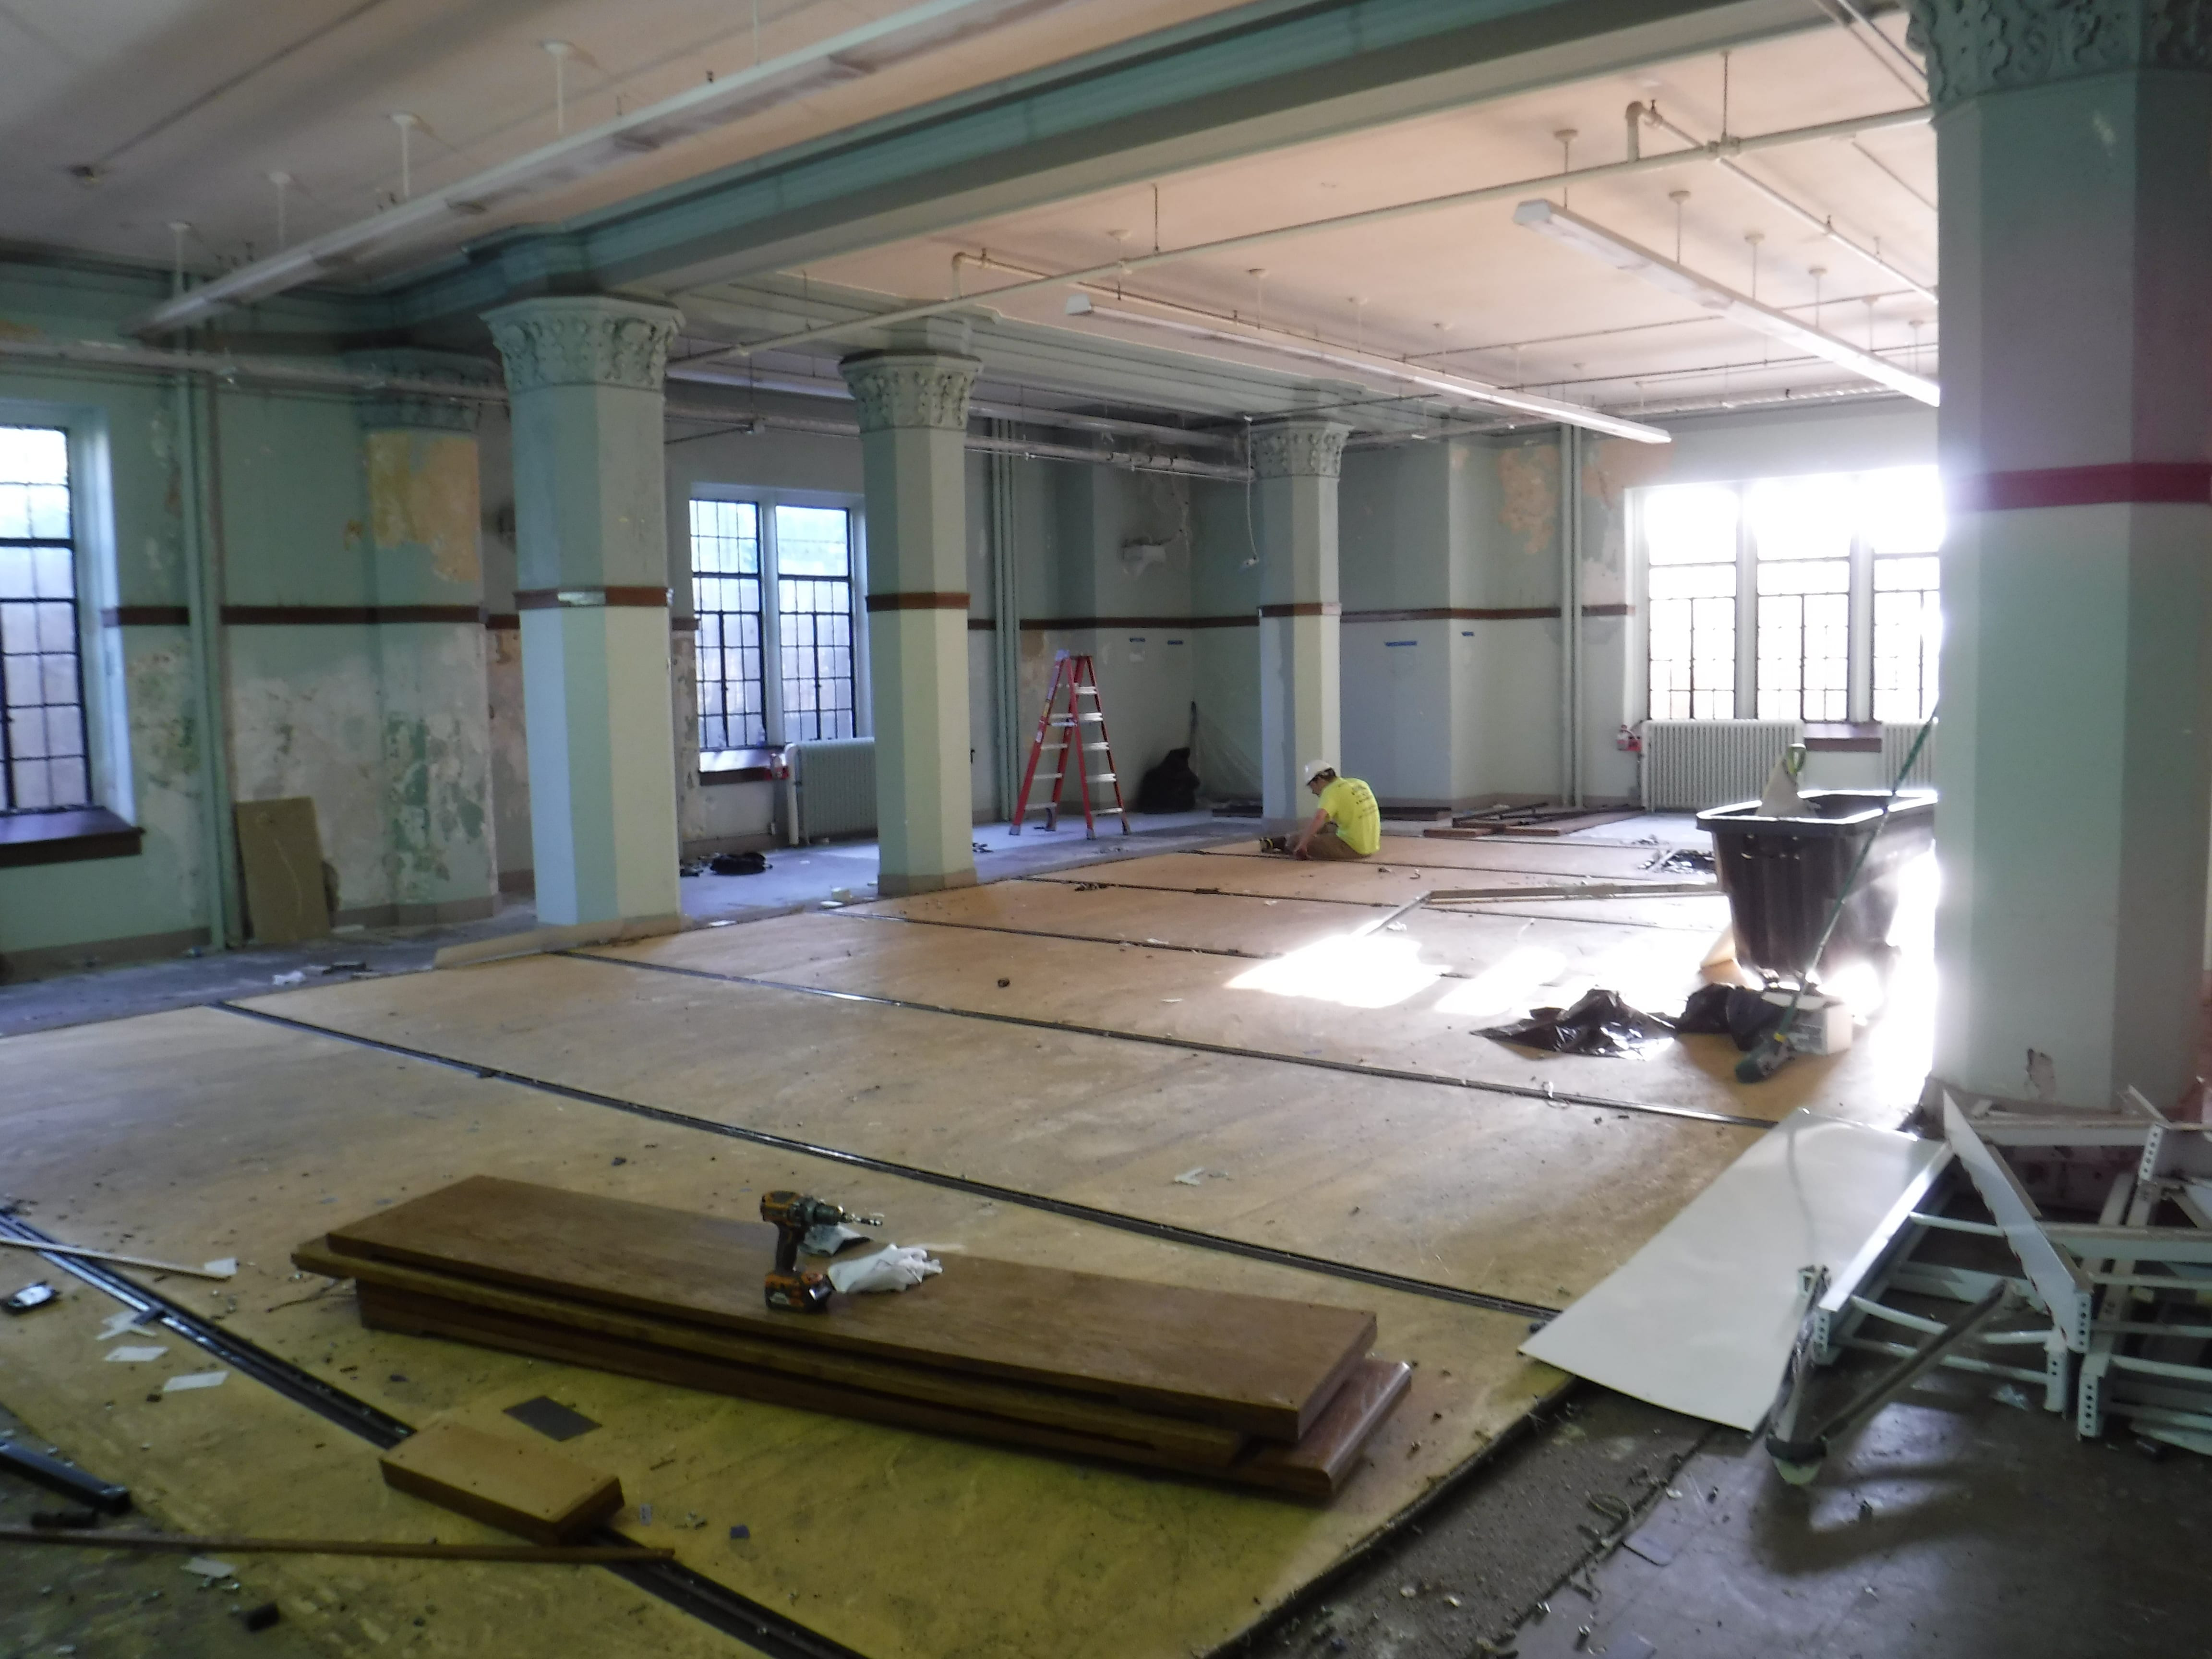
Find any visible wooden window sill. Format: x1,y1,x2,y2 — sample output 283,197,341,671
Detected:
1803,723,1883,753
0,807,144,867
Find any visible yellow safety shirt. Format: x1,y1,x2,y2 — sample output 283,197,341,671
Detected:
1317,776,1381,855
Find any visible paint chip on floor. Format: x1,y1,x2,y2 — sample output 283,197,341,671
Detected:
104,1346,168,1363
182,1557,237,1580
1173,1167,1206,1186
164,1371,227,1392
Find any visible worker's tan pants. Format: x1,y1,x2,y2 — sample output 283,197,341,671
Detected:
1300,827,1368,861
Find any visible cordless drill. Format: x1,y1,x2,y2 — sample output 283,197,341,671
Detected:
759,1191,882,1312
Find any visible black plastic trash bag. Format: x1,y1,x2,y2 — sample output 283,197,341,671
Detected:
1134,746,1201,814
1480,989,1675,1058
1674,983,1789,1052
708,850,769,876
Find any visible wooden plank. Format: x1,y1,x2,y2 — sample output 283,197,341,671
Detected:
355,1284,1402,1501
296,1238,1246,1465
323,1177,1376,1442
378,1420,624,1545
233,797,329,945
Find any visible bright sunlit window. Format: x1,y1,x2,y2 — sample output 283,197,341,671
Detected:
1638,467,1942,724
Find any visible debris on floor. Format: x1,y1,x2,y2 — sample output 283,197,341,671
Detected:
3,1280,57,1313
1481,990,1673,1057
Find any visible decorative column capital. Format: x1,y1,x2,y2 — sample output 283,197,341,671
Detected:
1906,0,2212,108
839,351,981,433
483,296,682,394
343,349,493,433
1250,419,1350,481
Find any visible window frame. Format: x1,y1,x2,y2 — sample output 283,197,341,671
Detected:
686,486,869,756
1633,467,1940,727
0,402,124,821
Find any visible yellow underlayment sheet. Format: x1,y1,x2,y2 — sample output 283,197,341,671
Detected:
0,1008,1550,1659
237,950,1765,1310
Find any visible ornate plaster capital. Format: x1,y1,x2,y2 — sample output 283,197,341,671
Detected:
1906,0,2212,107
483,296,682,394
344,349,493,433
1249,419,1350,481
839,351,981,433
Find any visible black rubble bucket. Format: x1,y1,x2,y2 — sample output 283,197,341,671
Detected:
1696,788,1936,978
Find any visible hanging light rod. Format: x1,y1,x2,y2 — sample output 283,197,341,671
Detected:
1062,293,1670,444
1512,199,1937,406
129,0,1088,336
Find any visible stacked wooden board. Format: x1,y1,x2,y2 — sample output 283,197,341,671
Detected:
297,1178,1408,1500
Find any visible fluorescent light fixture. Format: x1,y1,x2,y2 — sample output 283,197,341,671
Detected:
133,0,1083,335
1512,199,1938,406
1062,293,1670,444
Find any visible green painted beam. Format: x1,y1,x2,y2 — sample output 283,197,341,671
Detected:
376,0,1819,329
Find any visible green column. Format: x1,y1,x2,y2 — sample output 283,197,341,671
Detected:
484,296,684,927
1253,418,1349,821
1912,0,2212,1108
841,349,981,898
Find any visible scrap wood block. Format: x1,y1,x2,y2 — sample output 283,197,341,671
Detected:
317,1176,1376,1442
378,1420,622,1545
233,797,330,946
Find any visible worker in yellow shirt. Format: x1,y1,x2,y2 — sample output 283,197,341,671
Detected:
1264,760,1381,860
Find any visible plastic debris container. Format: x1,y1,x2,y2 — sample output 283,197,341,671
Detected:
1696,788,1937,978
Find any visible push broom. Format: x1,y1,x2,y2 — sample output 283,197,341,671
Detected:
1735,708,1939,1083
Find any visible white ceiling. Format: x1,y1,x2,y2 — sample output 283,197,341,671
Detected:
756,17,1936,423
0,0,1254,274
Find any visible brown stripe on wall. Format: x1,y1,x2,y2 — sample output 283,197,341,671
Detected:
484,613,520,631
1343,605,1558,623
101,605,192,627
968,617,995,630
1018,614,1253,631
1581,602,1635,617
221,604,485,625
670,615,699,632
515,586,671,610
1954,461,2212,512
1257,601,1342,619
864,591,971,612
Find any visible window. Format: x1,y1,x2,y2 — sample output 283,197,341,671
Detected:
688,496,861,753
0,426,89,812
1638,466,1942,725
690,501,766,751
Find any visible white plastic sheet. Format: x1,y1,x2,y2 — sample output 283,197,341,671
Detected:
1521,1107,1944,1430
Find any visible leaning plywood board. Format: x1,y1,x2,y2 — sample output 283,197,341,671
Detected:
322,1177,1377,1441
1520,1108,1946,1430
234,796,328,945
379,1420,623,1543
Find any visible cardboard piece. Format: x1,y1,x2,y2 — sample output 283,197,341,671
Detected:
234,798,329,945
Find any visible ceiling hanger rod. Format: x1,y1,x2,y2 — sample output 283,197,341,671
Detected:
700,102,1928,362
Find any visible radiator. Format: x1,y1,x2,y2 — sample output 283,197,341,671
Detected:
1881,720,1938,789
1641,720,1804,810
784,737,877,844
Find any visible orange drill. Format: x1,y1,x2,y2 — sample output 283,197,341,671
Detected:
759,1191,881,1312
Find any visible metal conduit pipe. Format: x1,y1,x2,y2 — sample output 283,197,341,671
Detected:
1641,105,1936,302
714,104,1930,361
0,339,1244,480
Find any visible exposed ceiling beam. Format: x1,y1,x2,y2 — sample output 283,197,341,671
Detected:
1513,198,1938,405
130,0,1088,336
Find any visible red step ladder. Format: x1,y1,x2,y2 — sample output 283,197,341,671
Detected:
1010,651,1131,839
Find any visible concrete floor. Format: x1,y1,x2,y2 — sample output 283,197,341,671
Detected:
9,811,2204,1658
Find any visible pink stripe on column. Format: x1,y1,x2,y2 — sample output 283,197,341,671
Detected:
1953,463,2212,511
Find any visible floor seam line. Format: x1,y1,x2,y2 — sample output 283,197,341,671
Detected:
212,1001,1567,1321
564,951,1776,1133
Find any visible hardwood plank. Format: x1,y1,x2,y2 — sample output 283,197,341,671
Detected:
357,1284,1400,1501
377,1420,624,1544
324,1177,1377,1442
296,1238,1247,1465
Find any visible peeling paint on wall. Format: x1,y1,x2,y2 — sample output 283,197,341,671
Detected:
671,630,706,843
1496,443,1560,558
487,627,531,880
366,431,481,586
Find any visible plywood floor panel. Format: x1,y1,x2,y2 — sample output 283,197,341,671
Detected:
0,1007,1551,1659
583,913,1920,1128
229,952,1770,1308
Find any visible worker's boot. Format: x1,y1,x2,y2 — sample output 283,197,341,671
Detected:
1258,835,1290,854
